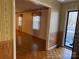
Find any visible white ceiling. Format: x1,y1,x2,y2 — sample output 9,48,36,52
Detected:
16,0,48,13
57,0,79,3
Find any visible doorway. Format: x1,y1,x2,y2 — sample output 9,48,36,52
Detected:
15,0,50,57
64,10,78,48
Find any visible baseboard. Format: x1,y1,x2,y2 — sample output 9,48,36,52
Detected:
47,45,57,50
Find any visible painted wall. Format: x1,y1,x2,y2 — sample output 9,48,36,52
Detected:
0,0,13,59
16,9,48,40
22,12,33,35
37,0,61,48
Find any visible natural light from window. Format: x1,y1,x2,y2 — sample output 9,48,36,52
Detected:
18,16,22,26
33,16,40,30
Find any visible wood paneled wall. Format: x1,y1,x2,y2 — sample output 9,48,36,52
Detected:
49,32,64,47
0,0,13,59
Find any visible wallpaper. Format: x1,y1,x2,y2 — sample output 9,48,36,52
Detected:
0,0,13,59
0,0,13,41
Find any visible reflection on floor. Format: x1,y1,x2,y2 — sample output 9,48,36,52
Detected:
16,31,72,59
16,31,46,51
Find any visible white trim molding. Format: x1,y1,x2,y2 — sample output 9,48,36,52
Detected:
47,45,57,50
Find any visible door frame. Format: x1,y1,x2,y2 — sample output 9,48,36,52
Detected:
64,10,79,49
13,1,51,59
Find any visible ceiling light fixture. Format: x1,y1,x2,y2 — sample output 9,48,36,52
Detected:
58,0,65,2
29,0,51,8
29,0,40,5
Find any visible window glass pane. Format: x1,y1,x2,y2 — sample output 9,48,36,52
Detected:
65,11,78,48
68,12,78,31
33,16,40,30
18,16,22,26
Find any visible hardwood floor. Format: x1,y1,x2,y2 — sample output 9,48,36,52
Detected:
16,31,72,59
16,31,46,51
17,47,72,59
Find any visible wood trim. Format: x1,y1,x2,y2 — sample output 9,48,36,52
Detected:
48,45,57,50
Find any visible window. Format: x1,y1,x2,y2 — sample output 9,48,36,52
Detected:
18,15,22,27
33,16,40,30
64,11,78,48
